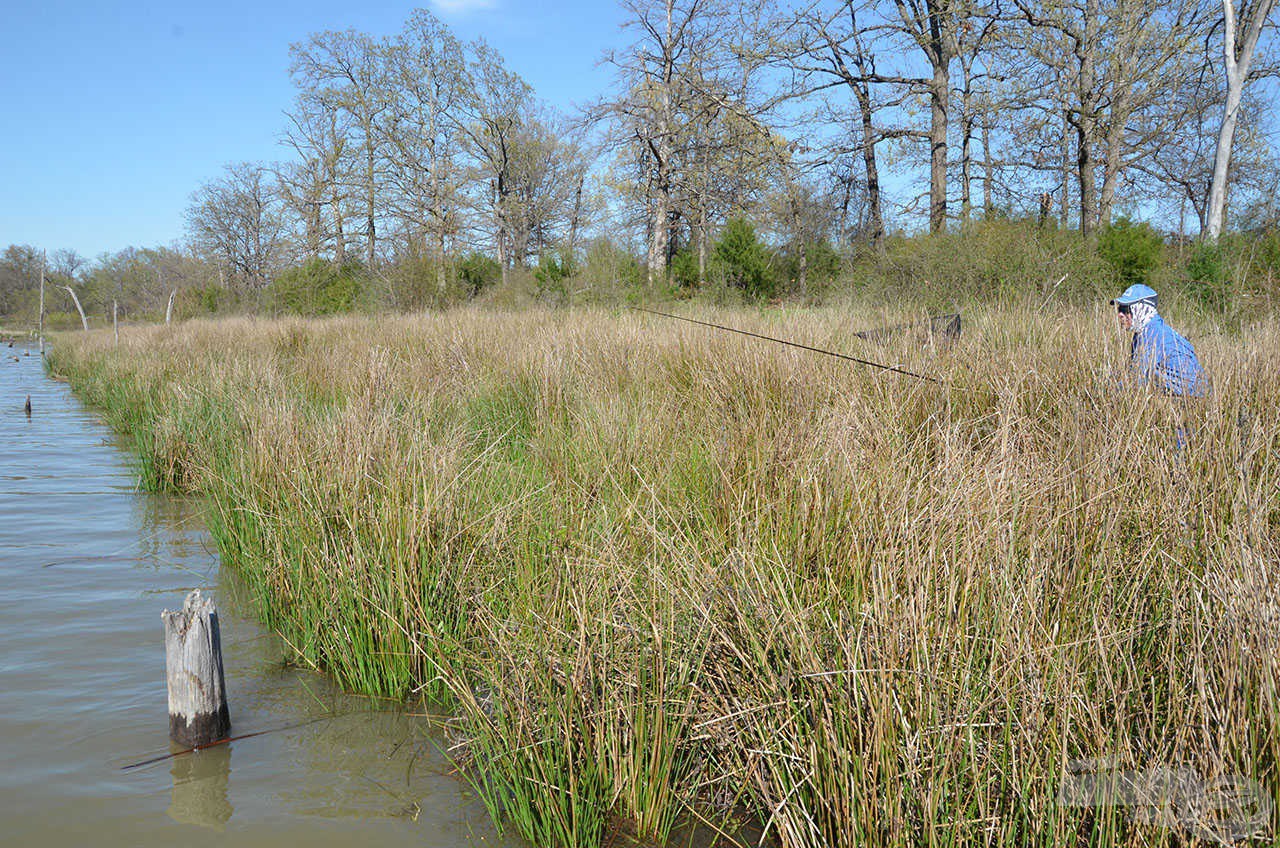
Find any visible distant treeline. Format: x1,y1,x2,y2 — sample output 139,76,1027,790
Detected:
3,216,1278,329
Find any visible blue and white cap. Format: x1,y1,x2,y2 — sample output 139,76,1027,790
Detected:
1110,284,1157,307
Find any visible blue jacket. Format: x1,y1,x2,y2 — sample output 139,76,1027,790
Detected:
1130,316,1205,397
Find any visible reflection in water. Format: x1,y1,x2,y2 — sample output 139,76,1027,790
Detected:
168,745,233,831
136,493,212,574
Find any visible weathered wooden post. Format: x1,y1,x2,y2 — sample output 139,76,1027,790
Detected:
162,590,230,747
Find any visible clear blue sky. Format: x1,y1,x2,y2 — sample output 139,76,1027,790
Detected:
0,0,628,261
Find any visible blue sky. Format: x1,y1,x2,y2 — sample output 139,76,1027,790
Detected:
0,0,629,260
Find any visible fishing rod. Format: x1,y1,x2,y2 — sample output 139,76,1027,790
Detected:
628,305,946,385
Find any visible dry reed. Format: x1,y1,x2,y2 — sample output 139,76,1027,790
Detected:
49,303,1280,847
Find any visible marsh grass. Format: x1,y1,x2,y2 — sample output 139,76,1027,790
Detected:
48,303,1280,848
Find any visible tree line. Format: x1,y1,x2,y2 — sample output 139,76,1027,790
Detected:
3,0,1277,325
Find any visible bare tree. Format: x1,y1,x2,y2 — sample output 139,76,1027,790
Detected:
503,109,595,267
774,0,929,250
290,29,393,269
601,0,726,287
1206,0,1278,239
281,93,355,264
186,163,289,289
456,40,535,287
383,10,469,295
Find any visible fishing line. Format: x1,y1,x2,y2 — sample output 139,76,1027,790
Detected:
119,714,343,771
40,505,212,569
628,306,947,385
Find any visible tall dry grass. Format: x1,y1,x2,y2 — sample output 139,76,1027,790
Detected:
49,303,1280,847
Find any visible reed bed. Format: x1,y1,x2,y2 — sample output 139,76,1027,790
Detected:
49,303,1279,847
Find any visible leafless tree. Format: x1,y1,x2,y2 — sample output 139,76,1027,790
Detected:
1206,0,1278,239
290,29,393,269
186,163,290,289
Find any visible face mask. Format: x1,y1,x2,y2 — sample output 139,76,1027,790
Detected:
1128,301,1157,332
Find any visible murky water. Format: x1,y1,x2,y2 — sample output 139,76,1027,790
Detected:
0,342,522,846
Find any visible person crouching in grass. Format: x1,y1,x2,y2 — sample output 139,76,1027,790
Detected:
1111,284,1206,449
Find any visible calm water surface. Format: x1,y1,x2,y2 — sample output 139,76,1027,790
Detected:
0,342,521,846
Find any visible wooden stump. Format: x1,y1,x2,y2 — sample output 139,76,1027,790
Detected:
162,590,230,747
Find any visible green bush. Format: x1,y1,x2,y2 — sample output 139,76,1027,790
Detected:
777,240,842,295
1186,241,1226,286
197,284,227,315
269,258,367,316
713,218,776,300
848,218,1109,309
534,252,574,306
1182,241,1231,313
1097,217,1163,288
576,238,642,302
670,247,700,290
458,252,501,299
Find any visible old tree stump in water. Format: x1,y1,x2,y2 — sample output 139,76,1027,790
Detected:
162,590,230,747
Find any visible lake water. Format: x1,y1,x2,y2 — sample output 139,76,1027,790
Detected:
0,341,522,847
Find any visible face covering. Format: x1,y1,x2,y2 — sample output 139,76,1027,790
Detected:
1128,300,1157,333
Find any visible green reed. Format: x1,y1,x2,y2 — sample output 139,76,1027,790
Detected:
47,304,1280,848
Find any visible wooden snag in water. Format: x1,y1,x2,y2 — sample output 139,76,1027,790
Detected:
162,590,230,747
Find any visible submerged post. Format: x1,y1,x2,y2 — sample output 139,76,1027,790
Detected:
162,590,230,747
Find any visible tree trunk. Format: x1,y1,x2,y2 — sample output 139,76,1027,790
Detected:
648,194,669,288
1098,90,1132,228
1207,68,1244,240
432,169,448,296
38,251,45,355
982,115,994,218
797,238,809,299
495,180,510,289
365,147,377,269
333,194,346,266
1077,0,1100,236
1077,118,1096,235
1060,110,1072,226
436,227,448,297
696,204,708,287
958,61,976,223
928,60,949,232
60,285,89,331
855,82,884,253
960,113,974,223
568,175,584,261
